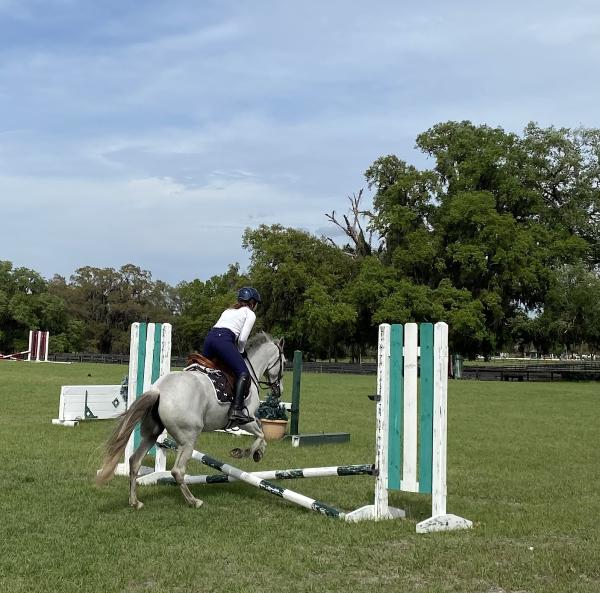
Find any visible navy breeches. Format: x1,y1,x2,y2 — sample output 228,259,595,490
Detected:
203,328,248,378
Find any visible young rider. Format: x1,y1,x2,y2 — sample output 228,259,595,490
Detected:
203,287,261,427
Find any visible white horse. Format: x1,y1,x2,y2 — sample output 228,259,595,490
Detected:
97,333,285,509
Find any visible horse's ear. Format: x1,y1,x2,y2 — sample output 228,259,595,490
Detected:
278,337,285,350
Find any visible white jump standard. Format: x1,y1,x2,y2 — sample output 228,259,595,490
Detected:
2,330,49,361
28,330,49,362
54,323,169,428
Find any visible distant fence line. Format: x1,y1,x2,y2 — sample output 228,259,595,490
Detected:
461,363,600,382
43,353,600,381
44,353,379,374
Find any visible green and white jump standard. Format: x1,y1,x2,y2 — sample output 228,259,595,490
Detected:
115,322,172,478
345,322,472,533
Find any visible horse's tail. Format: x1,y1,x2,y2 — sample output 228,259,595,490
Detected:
96,389,162,486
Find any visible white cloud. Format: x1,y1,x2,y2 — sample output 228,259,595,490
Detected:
2,0,600,283
524,15,600,46
0,172,339,282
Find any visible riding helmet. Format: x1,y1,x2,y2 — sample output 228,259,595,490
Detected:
237,286,262,303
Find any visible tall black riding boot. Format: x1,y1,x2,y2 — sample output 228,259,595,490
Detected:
228,373,253,427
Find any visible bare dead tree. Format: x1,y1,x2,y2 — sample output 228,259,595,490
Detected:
326,189,374,258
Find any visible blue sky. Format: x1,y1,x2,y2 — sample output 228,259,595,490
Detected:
1,0,599,285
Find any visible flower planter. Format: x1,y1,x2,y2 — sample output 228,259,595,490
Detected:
260,418,288,441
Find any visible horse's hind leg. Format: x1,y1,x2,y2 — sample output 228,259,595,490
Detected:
171,438,203,508
128,435,158,509
129,419,163,509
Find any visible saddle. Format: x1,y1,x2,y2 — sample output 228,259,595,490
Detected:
184,352,237,404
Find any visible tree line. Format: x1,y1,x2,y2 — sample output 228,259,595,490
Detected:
1,121,599,360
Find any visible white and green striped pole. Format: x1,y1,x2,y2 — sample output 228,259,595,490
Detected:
191,451,347,519
137,462,374,486
115,322,172,477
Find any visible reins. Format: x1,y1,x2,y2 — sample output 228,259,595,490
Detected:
245,343,284,395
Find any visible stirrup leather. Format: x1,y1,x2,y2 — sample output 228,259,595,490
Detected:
226,405,253,429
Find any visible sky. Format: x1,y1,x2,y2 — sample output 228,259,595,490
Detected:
1,0,599,286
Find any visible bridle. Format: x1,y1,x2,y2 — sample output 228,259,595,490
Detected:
246,342,284,397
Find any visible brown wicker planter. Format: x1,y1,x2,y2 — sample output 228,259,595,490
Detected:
260,419,288,441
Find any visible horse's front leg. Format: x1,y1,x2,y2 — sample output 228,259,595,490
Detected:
229,420,266,462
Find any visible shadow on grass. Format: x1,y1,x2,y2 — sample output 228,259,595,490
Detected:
389,491,433,523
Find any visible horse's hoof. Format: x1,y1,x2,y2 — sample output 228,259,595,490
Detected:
230,448,244,458
253,450,263,463
193,500,203,509
131,501,144,510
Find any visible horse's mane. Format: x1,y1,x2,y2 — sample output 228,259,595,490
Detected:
246,331,275,353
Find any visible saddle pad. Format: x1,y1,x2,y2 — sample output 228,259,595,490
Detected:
184,364,239,405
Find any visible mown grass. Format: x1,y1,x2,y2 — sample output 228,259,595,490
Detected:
0,362,598,593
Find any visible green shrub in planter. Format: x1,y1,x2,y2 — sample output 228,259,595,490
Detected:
256,393,288,421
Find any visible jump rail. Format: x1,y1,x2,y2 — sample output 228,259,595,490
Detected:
191,450,347,519
137,460,374,486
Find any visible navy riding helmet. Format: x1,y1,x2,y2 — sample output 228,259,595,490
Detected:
237,286,261,303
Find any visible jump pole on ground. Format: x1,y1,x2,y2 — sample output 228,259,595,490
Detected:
191,450,348,519
138,460,374,486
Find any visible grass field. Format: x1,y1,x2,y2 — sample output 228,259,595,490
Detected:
0,362,599,593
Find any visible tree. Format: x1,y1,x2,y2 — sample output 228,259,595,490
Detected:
363,121,599,356
541,264,600,353
0,261,72,354
523,124,600,265
243,225,357,354
365,155,439,272
298,283,356,360
174,264,247,355
51,265,175,353
325,190,378,258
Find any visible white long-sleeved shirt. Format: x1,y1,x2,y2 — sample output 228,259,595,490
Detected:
214,307,256,352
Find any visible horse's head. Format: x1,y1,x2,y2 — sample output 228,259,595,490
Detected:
265,337,285,398
246,334,286,398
